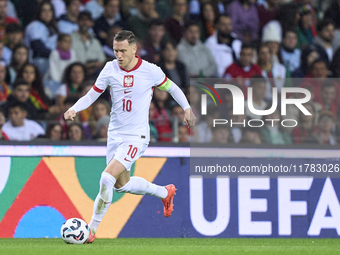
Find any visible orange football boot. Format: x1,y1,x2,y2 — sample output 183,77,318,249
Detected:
85,231,96,243
161,184,177,217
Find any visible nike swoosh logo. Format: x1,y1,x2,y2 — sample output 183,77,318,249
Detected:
76,232,84,240
104,202,110,204
124,91,132,94
124,157,131,162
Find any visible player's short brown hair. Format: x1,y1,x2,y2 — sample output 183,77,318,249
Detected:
114,30,137,45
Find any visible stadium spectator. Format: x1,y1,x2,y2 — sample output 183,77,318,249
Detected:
291,47,319,78
226,0,259,42
245,76,268,119
177,22,217,78
86,0,105,20
164,0,187,45
7,44,28,84
240,127,262,144
2,101,45,141
257,0,278,32
58,0,81,34
198,2,217,42
261,108,292,145
258,44,287,101
143,19,165,64
319,81,339,117
24,1,59,75
311,19,335,65
211,125,230,144
300,59,336,103
0,0,18,43
2,23,23,66
71,11,106,77
0,61,9,104
152,88,173,142
89,99,110,136
1,79,43,119
102,24,122,61
205,15,242,78
94,0,122,46
262,21,282,64
67,122,84,141
296,5,315,49
45,122,63,140
16,63,53,113
158,41,187,90
94,114,109,141
136,39,147,59
224,43,262,93
291,103,316,144
45,34,77,98
56,62,86,109
171,105,185,125
280,29,301,73
178,125,189,142
311,110,336,145
126,0,158,40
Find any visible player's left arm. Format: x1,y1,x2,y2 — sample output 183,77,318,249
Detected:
157,77,196,128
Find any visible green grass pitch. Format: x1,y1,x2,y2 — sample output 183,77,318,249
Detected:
0,238,339,255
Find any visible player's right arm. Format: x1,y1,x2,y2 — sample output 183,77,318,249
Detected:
64,88,102,121
64,63,110,121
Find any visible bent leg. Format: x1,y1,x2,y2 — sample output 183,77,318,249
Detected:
115,176,168,199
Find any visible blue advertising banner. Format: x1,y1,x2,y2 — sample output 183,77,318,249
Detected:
120,158,340,238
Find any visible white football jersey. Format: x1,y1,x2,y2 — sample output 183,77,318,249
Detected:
93,56,169,143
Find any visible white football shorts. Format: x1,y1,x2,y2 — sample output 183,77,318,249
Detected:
106,136,149,171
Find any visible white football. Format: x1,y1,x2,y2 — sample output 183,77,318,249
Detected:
60,218,89,244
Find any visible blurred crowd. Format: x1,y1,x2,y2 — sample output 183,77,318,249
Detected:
0,0,339,145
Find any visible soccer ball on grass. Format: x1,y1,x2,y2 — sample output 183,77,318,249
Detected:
60,218,89,244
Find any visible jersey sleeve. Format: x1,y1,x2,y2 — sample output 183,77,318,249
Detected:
93,62,110,93
153,65,171,91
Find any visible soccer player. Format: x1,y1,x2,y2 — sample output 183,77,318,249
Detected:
64,30,195,243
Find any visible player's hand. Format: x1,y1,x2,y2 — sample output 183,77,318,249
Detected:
64,108,76,121
184,108,196,128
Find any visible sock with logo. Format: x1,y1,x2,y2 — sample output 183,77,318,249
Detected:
88,172,116,234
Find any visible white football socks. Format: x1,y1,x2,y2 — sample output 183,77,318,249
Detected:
89,174,168,235
88,172,116,234
115,176,168,199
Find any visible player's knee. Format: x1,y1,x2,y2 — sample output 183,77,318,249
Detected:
99,172,115,197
